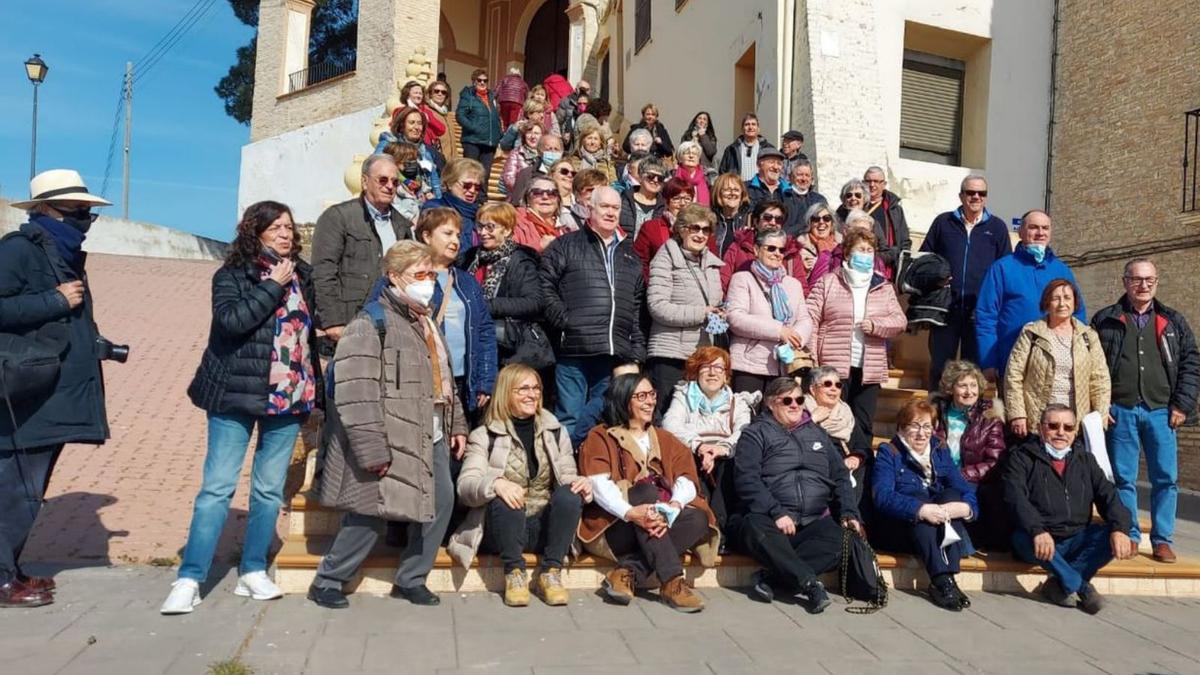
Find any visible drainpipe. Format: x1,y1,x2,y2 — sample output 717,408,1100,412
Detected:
779,0,795,138
1044,0,1060,211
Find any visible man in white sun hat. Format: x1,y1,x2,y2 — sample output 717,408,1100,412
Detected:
0,169,119,609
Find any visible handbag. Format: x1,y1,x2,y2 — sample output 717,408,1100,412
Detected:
501,318,556,371
839,525,888,613
0,232,69,404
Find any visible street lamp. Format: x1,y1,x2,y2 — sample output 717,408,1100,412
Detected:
25,53,48,180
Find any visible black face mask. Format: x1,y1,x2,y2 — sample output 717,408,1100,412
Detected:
401,162,420,179
58,207,97,233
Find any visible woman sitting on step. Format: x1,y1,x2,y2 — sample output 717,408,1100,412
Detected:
577,373,721,613
448,364,592,607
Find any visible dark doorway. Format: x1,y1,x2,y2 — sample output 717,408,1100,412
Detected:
523,0,569,87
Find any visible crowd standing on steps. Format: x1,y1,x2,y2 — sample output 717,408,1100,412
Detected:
2,67,1194,620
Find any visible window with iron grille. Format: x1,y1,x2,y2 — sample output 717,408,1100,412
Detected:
635,0,651,53
899,51,965,166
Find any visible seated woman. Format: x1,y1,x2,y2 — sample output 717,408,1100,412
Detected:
932,360,1009,550
710,173,752,257
573,118,618,184
729,377,863,612
726,227,812,394
803,365,865,502
1004,278,1110,439
673,141,711,207
661,346,760,530
577,373,721,613
448,364,592,607
871,399,978,612
308,241,465,609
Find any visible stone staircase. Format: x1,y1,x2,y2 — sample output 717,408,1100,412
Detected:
274,326,1200,598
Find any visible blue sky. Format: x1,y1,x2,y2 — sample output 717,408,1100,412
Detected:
0,0,253,242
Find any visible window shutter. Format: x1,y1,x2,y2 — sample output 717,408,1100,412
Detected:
900,59,963,164
635,0,652,53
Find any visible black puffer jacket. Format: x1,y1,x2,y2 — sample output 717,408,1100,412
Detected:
732,414,859,526
539,227,646,362
1002,436,1131,539
187,261,324,416
459,244,553,367
618,188,664,238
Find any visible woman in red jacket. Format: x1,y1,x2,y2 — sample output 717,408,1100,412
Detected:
633,177,697,279
932,359,1010,550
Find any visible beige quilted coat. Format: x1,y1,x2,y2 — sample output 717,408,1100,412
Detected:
1003,317,1111,427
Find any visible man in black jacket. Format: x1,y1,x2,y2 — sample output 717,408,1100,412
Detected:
718,113,776,181
0,170,118,608
540,186,646,443
744,148,802,236
862,166,911,278
1004,405,1134,614
729,377,863,613
1091,258,1200,563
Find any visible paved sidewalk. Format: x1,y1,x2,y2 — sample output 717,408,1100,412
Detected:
4,564,1200,675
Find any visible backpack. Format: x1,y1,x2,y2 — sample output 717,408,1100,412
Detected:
323,300,388,402
839,525,889,614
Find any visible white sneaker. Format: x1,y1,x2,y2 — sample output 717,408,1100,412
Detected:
234,571,283,601
160,579,201,615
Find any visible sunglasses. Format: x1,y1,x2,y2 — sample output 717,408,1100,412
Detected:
817,380,843,390
962,189,988,197
431,88,449,95
632,390,658,402
682,224,713,235
845,192,864,199
475,78,489,84
776,395,803,407
557,168,577,177
760,244,784,254
759,213,784,223
1044,422,1076,432
374,176,401,187
810,214,833,223
642,173,664,183
410,270,437,281
459,181,483,192
529,188,558,199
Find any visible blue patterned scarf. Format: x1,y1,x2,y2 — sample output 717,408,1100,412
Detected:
686,381,731,415
751,260,793,323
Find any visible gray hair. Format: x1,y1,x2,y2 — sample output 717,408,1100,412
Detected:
755,227,787,246
640,156,666,177
842,208,874,232
361,153,397,177
629,128,653,146
525,175,560,205
675,140,702,162
863,165,886,180
805,365,841,391
589,185,620,209
538,133,564,152
1040,403,1076,424
960,174,988,192
840,178,869,200
790,158,813,173
1123,257,1158,277
802,202,838,228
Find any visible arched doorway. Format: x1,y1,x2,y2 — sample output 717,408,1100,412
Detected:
522,0,569,87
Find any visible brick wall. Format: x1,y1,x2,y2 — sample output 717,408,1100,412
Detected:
1051,1,1200,486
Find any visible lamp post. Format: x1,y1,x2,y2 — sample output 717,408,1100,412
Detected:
25,54,48,180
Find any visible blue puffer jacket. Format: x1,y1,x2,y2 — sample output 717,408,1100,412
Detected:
920,208,1012,311
974,244,1086,370
871,435,979,523
455,86,502,147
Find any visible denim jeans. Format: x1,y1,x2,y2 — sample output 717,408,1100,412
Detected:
178,412,302,582
1011,525,1113,594
1107,403,1177,545
556,356,615,446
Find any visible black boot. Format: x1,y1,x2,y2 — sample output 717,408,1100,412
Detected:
927,576,962,612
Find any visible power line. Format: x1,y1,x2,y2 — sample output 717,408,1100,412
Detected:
133,0,210,73
99,87,125,199
134,0,219,84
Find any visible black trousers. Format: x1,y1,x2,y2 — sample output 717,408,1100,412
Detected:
841,367,881,454
482,484,583,572
733,513,843,590
732,371,772,396
696,456,736,533
871,488,972,580
965,479,1011,552
0,444,64,585
461,142,498,189
928,308,978,390
605,482,709,585
647,357,685,422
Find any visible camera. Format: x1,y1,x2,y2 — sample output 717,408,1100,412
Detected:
96,337,130,364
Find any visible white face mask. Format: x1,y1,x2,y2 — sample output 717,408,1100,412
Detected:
405,279,436,306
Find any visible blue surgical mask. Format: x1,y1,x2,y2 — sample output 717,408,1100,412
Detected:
1026,243,1047,263
541,151,562,166
849,252,874,273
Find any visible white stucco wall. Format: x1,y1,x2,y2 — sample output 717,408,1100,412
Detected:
0,200,228,261
238,105,384,225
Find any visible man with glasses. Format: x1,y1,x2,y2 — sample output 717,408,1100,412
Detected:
1004,404,1134,614
920,174,1013,387
1091,259,1200,563
745,148,802,236
312,154,414,348
862,166,910,278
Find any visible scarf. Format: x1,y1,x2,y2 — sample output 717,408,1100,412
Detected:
33,213,87,272
578,146,606,168
256,254,316,415
810,229,839,254
469,239,517,299
442,190,480,223
897,436,934,486
389,286,454,403
945,405,969,467
524,208,559,238
750,260,793,323
686,381,731,416
674,166,710,206
843,262,872,288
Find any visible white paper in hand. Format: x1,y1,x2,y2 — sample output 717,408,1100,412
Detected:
1082,410,1114,483
940,522,961,549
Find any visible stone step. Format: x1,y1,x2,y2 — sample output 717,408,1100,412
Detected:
273,534,1200,598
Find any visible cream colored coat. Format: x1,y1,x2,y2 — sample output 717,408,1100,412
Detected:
1004,317,1111,427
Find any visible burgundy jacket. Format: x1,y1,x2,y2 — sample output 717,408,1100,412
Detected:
932,394,1007,484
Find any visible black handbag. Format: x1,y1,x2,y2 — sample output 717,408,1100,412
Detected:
499,318,556,371
839,525,888,613
0,232,69,405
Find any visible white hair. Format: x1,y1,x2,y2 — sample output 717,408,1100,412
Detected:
843,208,874,231
960,174,988,192
675,140,702,162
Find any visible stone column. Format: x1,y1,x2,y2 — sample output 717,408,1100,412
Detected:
390,0,441,87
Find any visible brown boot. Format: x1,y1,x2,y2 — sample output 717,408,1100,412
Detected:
0,580,53,609
601,567,634,606
1153,543,1177,563
660,575,704,613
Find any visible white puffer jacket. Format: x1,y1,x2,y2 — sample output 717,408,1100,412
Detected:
660,381,761,454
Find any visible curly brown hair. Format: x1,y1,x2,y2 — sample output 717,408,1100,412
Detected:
224,200,298,268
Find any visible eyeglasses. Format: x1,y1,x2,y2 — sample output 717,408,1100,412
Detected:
776,395,803,407
430,88,449,96
845,192,864,200
759,213,783,223
513,384,543,395
642,173,664,183
410,270,437,281
632,390,658,402
459,181,483,192
682,224,713,235
904,424,934,434
474,77,489,84
669,195,694,203
529,188,558,199
962,189,988,197
1043,422,1076,432
1123,276,1158,287
817,380,843,390
760,244,784,254
699,363,727,374
478,221,503,233
374,176,401,187
810,214,833,223
557,168,576,177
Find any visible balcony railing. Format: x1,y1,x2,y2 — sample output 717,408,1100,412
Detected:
286,56,357,94
1185,108,1200,212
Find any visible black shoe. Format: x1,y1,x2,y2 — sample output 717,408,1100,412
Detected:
391,584,440,605
307,585,349,609
797,580,831,614
1038,578,1078,608
948,576,971,609
749,570,774,603
1077,582,1104,615
928,578,963,612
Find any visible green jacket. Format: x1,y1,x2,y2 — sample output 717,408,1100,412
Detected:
455,85,502,146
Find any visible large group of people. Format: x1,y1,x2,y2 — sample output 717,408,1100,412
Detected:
1,70,1196,621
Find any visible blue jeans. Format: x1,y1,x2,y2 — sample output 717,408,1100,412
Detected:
1011,525,1113,594
178,412,302,582
1107,403,1177,545
556,356,615,445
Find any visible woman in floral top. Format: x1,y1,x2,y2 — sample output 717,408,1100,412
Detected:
162,201,323,615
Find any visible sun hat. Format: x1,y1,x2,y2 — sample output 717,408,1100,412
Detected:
11,169,113,210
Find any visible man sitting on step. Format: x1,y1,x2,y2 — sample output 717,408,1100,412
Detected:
1003,404,1135,614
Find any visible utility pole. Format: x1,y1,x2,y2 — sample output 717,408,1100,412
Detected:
122,61,133,220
